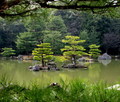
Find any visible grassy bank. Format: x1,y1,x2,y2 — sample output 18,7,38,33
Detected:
0,78,120,102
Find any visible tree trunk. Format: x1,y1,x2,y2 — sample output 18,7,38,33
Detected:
72,55,76,65
41,55,44,67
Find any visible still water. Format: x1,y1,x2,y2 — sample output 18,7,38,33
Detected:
0,59,120,85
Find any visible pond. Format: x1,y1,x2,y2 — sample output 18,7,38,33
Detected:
0,58,120,86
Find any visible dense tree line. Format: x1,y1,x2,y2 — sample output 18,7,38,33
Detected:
0,18,26,52
0,10,120,55
56,10,120,55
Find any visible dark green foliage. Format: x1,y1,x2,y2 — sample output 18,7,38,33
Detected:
103,33,120,54
43,30,63,54
56,10,120,55
56,11,100,48
48,16,67,35
0,18,26,50
56,10,83,36
1,47,15,57
16,32,37,54
43,15,68,54
25,16,47,43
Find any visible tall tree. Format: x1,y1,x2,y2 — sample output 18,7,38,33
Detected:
24,17,46,43
96,16,112,43
16,32,37,54
48,15,68,36
79,28,100,48
43,31,63,54
43,15,68,54
56,10,83,36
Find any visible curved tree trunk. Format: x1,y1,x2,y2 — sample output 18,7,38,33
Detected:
72,55,76,65
41,55,45,67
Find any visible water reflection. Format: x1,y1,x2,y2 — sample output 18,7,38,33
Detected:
98,60,111,66
0,59,120,85
88,63,101,79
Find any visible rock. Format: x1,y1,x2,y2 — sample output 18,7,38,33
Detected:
77,57,93,62
48,62,56,65
63,64,87,69
10,56,18,59
41,67,48,70
29,63,60,71
64,64,76,68
77,57,86,62
55,68,60,71
17,55,23,60
29,66,33,69
48,82,61,88
107,84,120,90
98,53,111,60
48,62,57,70
17,55,33,60
50,68,60,71
48,62,57,68
32,65,40,71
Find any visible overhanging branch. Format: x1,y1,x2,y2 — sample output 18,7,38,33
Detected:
0,8,38,17
39,3,120,9
0,0,120,17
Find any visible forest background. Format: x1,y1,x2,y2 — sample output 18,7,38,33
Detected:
0,9,120,55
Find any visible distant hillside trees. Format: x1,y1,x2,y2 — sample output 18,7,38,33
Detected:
0,10,120,55
16,32,37,54
43,16,68,54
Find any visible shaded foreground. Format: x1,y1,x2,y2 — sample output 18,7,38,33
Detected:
0,79,120,102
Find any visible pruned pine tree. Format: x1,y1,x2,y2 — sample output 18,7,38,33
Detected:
61,36,86,65
32,43,53,67
1,48,15,57
89,44,101,58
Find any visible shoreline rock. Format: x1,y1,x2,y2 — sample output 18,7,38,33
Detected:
29,64,60,71
98,53,111,60
62,64,88,69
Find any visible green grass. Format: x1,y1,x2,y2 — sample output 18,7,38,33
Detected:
0,78,120,102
